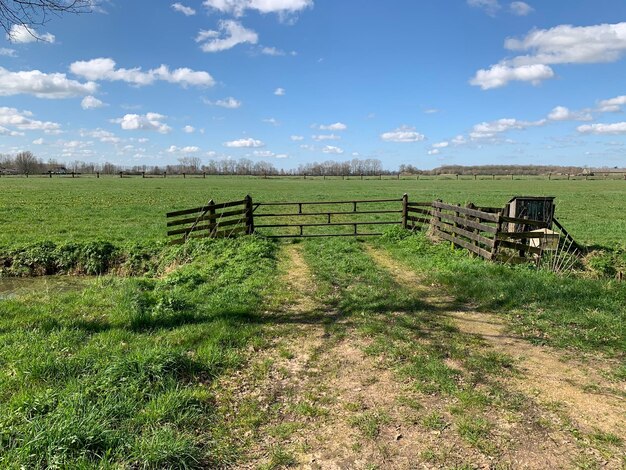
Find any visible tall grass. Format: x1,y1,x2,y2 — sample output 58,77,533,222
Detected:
0,237,279,468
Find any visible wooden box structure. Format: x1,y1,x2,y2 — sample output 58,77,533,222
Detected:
507,196,555,233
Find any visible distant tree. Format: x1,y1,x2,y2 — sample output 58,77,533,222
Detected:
0,0,93,36
14,151,40,174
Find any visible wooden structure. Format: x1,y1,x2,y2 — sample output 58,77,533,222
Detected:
165,194,578,264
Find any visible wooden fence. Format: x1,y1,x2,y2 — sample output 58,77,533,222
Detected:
165,196,253,245
165,194,578,264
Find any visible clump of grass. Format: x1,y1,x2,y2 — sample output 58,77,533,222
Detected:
349,410,391,439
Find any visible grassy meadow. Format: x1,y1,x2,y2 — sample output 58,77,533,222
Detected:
1,176,625,467
1,175,625,248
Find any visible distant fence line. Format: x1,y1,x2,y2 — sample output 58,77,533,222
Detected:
2,171,626,181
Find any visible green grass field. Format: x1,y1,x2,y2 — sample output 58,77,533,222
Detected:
1,177,625,468
1,176,625,248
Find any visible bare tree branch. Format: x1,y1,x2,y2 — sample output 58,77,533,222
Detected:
0,0,94,36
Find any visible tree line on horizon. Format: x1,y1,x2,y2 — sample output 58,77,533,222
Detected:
0,152,621,176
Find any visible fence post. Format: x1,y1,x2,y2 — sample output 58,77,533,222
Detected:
142,172,145,178
97,172,100,179
401,193,408,229
49,171,52,178
245,195,254,235
208,199,216,237
491,203,508,261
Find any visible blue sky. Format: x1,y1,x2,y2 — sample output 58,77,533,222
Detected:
2,0,626,170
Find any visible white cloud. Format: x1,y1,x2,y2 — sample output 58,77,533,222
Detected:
81,129,121,143
196,20,258,52
318,122,347,131
223,137,264,148
32,138,44,145
204,97,242,108
312,134,340,141
597,95,626,113
432,141,449,148
0,67,97,98
577,122,626,135
509,1,533,15
467,0,500,16
275,153,288,159
262,117,279,125
81,95,106,110
0,48,16,57
473,22,626,89
428,149,440,155
0,126,23,137
424,108,439,114
202,0,313,17
452,135,467,145
252,150,275,157
167,145,200,153
274,87,286,96
172,3,196,15
380,125,425,143
470,63,554,89
7,24,55,43
290,135,304,141
112,113,172,134
70,58,215,87
322,145,344,154
183,125,196,133
0,107,61,133
547,106,592,121
261,46,285,56
470,118,545,140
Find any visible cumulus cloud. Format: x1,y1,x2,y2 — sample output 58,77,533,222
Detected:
472,22,626,89
467,0,500,16
427,149,440,155
312,134,340,141
203,0,313,17
81,95,106,110
0,107,61,133
7,24,55,43
0,48,16,57
597,95,626,113
172,3,196,15
274,87,286,96
203,97,242,108
32,138,44,144
322,145,344,154
81,129,121,143
196,20,258,52
318,122,347,131
290,135,304,141
470,64,554,89
547,106,592,121
0,126,23,136
380,126,425,143
252,150,275,157
509,1,533,15
223,137,264,148
432,141,449,148
70,58,215,87
167,145,200,153
469,118,545,140
183,125,195,133
261,46,285,56
112,113,172,134
577,122,626,135
0,67,97,98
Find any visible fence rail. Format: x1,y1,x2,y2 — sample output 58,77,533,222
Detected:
165,194,579,265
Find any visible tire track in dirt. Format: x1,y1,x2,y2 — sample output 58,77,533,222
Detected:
366,244,626,466
241,244,493,469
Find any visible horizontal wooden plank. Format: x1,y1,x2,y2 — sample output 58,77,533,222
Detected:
406,202,432,207
255,220,401,229
433,229,492,259
501,216,549,228
406,207,432,216
497,231,557,240
167,217,245,236
257,198,402,206
262,232,383,238
166,199,247,218
432,220,495,248
407,216,431,225
255,209,401,218
432,210,498,234
497,240,543,255
166,208,247,227
431,201,500,222
169,225,247,244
